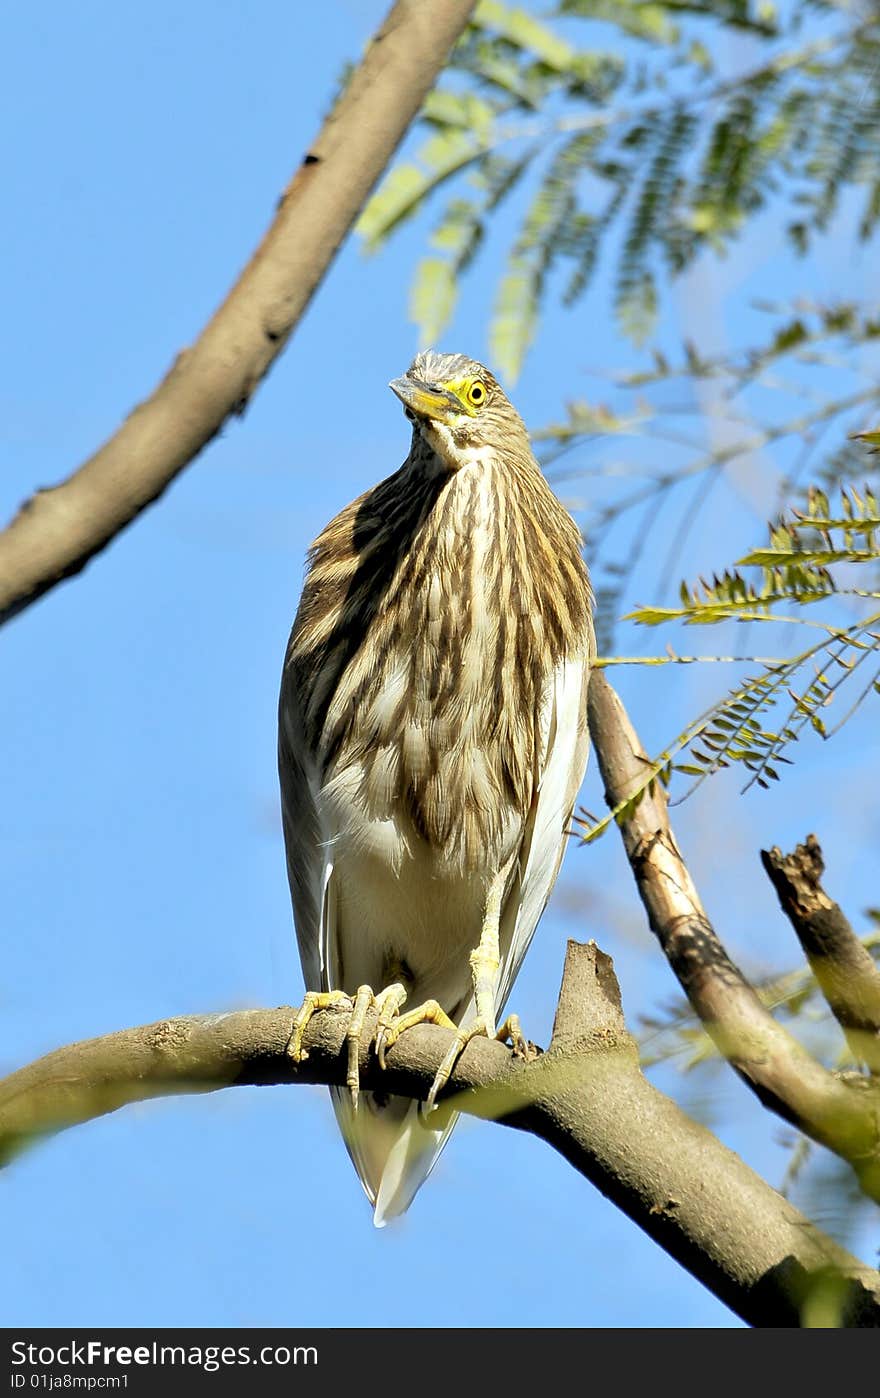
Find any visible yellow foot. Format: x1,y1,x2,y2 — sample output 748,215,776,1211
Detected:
287,985,408,1109
502,1013,537,1062
287,990,352,1064
375,999,456,1071
345,983,407,1108
426,1012,527,1112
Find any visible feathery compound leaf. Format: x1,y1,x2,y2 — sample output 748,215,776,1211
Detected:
616,104,695,342
491,248,546,381
410,257,461,348
357,129,490,249
740,487,880,567
490,130,603,379
364,1,880,371
559,0,680,44
741,546,877,567
476,0,579,72
626,562,836,627
412,149,539,348
588,480,880,825
421,90,497,133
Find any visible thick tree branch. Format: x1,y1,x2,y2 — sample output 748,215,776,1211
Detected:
587,672,880,1201
1,942,879,1327
0,0,478,627
762,836,880,1074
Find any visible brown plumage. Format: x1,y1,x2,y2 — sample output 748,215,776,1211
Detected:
279,351,594,1223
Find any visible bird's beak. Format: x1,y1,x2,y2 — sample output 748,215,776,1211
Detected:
389,375,461,423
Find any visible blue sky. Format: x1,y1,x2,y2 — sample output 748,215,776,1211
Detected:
2,1,878,1329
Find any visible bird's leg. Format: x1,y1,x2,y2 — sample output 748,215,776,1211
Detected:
423,868,508,1110
287,990,353,1063
469,868,505,1036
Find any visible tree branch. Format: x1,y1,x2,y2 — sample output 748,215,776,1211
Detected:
761,836,880,1074
587,671,880,1201
1,941,879,1327
0,0,478,627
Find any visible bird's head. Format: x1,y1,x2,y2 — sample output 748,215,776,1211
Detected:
389,350,530,471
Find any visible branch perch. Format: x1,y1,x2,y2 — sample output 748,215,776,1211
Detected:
0,0,478,626
587,671,880,1201
1,942,879,1327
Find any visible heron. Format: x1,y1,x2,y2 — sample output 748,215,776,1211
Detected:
279,350,594,1224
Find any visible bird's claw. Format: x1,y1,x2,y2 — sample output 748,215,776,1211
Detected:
290,986,531,1116
424,1016,492,1112
503,1012,538,1062
375,998,457,1072
374,990,412,1071
291,983,409,1107
339,982,404,1107
424,1011,530,1112
287,990,353,1064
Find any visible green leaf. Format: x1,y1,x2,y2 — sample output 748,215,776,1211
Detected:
558,0,679,44
625,605,686,625
357,131,488,249
476,1,577,71
409,258,459,346
490,253,541,383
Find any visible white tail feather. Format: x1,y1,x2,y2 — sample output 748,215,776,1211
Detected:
329,1086,457,1226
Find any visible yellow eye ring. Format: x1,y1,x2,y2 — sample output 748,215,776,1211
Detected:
466,380,486,407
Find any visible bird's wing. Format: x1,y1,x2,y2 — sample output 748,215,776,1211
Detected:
495,652,592,1016
278,662,327,993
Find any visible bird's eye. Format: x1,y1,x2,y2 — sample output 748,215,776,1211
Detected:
466,381,486,407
